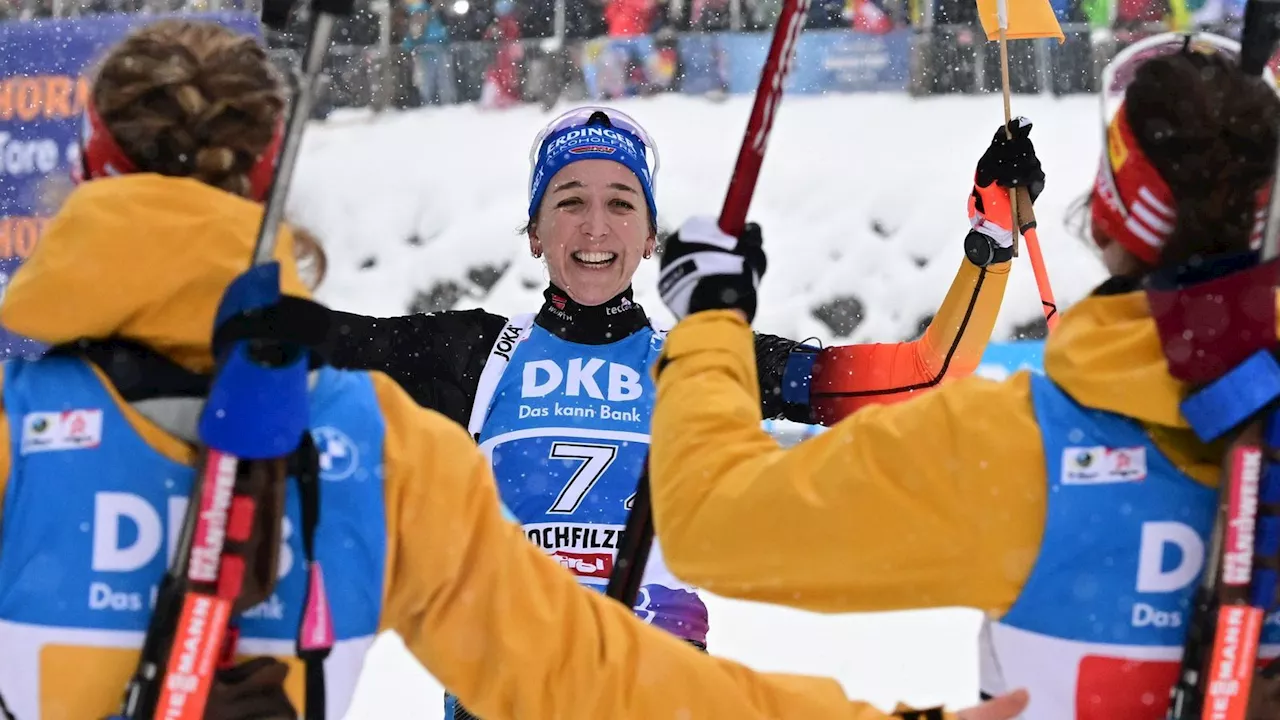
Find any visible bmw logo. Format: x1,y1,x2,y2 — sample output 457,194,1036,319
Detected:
313,426,359,481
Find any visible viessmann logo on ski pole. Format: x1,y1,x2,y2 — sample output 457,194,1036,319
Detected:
1204,604,1263,720
1200,445,1265,720
189,452,237,583
154,592,232,720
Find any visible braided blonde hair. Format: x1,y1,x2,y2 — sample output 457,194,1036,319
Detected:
91,19,285,199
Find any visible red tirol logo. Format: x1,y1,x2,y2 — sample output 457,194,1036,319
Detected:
551,551,613,580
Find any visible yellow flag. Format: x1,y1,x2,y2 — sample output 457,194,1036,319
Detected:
976,0,1065,43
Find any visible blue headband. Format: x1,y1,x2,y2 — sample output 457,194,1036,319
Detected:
527,121,657,226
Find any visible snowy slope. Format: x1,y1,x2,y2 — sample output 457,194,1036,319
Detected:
290,92,1110,345
289,92,1109,718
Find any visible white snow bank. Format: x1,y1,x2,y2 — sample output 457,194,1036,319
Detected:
290,92,1110,345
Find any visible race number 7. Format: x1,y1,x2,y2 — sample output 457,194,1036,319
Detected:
547,441,618,514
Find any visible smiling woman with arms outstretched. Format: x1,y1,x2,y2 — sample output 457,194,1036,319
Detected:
320,105,1039,717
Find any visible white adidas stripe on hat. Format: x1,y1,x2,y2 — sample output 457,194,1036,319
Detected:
1124,185,1178,250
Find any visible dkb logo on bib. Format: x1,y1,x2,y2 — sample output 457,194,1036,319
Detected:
521,358,643,401
91,490,295,579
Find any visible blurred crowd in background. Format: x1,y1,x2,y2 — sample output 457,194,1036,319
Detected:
0,0,1256,114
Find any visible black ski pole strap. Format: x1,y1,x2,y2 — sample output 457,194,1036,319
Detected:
294,432,322,563
292,432,329,720
1264,655,1280,679
605,466,655,608
304,658,326,720
47,339,211,400
0,686,15,720
211,295,333,368
892,707,945,720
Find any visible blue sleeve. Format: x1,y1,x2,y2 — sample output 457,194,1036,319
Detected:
752,332,820,422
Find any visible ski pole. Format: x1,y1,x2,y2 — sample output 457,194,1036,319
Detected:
1157,18,1280,713
112,1,351,717
252,0,343,266
606,0,811,609
992,0,1059,331
1011,187,1058,330
604,469,654,606
1165,356,1280,720
717,0,810,236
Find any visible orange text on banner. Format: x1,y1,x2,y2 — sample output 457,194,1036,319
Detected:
0,216,46,259
0,75,91,122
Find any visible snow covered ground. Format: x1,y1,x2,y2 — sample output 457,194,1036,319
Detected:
290,92,1110,345
290,91,1110,718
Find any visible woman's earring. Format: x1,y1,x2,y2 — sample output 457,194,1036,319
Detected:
643,249,652,259
532,249,542,258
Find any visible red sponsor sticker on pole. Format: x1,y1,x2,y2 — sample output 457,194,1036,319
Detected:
189,451,238,583
1223,447,1261,587
1202,605,1263,720
154,592,233,720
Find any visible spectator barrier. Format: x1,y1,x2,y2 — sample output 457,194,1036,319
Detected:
0,8,1270,358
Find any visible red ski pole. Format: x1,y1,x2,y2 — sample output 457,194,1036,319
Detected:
718,0,811,236
607,0,811,609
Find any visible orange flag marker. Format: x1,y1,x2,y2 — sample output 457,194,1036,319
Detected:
976,0,1065,42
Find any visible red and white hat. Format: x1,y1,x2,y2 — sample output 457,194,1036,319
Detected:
1090,32,1275,263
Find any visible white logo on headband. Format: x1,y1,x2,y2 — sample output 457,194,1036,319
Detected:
545,126,639,158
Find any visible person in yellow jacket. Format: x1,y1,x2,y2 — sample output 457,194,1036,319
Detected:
0,17,1032,720
648,34,1280,720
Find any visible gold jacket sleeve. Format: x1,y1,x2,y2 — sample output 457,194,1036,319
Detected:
368,373,923,720
920,257,1010,379
811,259,1010,423
651,311,1046,616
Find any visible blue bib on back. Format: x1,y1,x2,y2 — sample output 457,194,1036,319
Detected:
0,357,389,720
474,320,709,645
978,373,1280,720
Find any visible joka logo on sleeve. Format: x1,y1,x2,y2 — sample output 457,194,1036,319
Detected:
21,408,103,454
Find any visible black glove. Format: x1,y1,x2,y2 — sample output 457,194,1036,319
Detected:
1250,664,1280,720
205,657,297,720
975,117,1044,203
658,216,767,323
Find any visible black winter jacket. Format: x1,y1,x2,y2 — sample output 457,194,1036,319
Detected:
324,287,818,427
